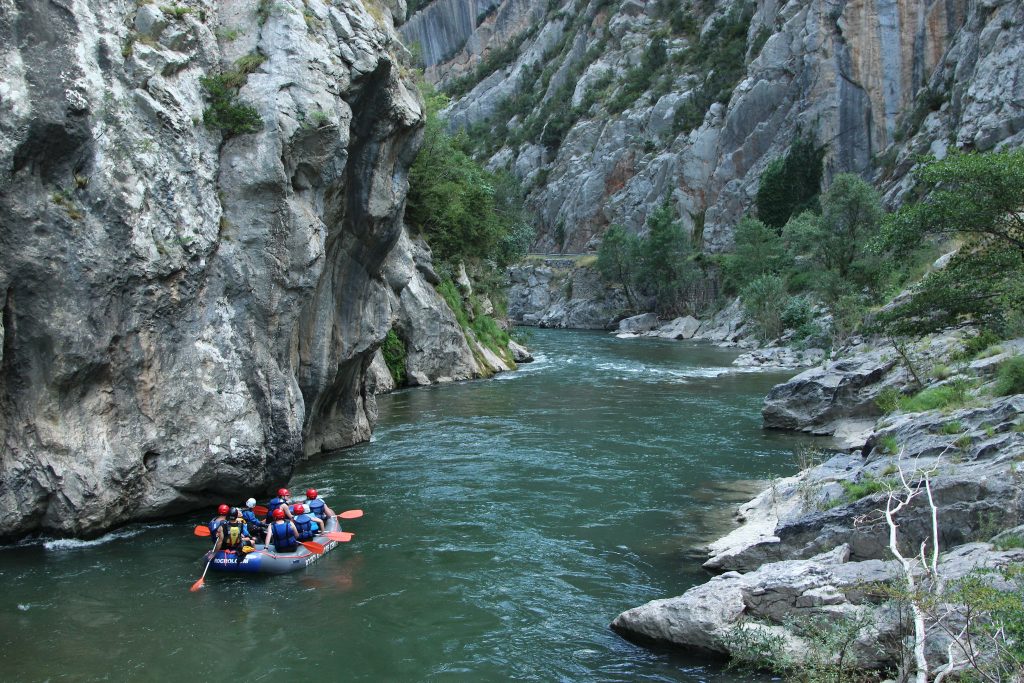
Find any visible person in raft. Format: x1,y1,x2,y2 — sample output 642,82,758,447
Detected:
291,504,325,542
218,508,255,561
304,488,336,520
241,498,266,537
208,503,230,535
264,488,294,524
264,507,300,553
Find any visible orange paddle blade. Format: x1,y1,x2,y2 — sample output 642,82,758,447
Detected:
338,509,363,520
190,578,205,592
324,532,354,542
300,540,326,554
194,525,211,537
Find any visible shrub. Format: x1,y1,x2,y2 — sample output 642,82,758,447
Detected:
840,475,890,501
200,74,262,137
877,434,899,455
876,387,903,413
741,274,787,341
962,329,1003,358
756,133,826,229
940,420,963,435
994,534,1024,551
471,314,510,355
436,279,470,330
875,150,1024,336
899,379,973,413
932,363,952,380
380,329,407,385
781,295,813,330
994,356,1024,396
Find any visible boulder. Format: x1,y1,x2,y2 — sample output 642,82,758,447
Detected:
653,315,701,340
618,313,659,333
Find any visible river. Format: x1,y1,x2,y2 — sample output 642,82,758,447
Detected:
0,329,808,681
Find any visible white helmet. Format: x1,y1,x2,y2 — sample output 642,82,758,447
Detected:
245,497,256,508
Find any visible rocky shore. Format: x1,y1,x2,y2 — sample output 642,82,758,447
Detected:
611,331,1024,675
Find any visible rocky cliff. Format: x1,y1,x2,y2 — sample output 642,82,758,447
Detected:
0,0,498,540
407,0,1023,256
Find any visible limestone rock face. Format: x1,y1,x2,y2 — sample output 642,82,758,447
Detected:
0,0,479,540
412,0,1023,265
507,259,628,329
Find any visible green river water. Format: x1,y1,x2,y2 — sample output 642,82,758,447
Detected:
0,329,809,681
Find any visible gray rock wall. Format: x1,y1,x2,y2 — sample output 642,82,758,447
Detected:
424,0,1023,256
0,0,482,540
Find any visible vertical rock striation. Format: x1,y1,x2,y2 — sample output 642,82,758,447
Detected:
0,0,484,540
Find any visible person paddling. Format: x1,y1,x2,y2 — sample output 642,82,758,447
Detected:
304,488,336,521
208,504,230,535
241,498,265,537
264,488,293,524
264,508,299,553
217,508,254,563
291,504,324,542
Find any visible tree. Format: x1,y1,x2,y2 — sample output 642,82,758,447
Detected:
721,216,791,291
638,200,697,316
756,134,826,229
875,150,1024,335
597,224,642,308
741,274,787,341
818,174,885,290
406,83,533,269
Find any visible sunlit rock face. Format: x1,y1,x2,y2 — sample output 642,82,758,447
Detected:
0,0,477,539
410,0,1022,254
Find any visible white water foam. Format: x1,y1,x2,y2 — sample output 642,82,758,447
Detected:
40,523,174,552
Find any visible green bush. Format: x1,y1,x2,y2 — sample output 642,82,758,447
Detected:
940,420,964,435
721,216,790,292
875,387,903,414
877,434,899,454
994,356,1024,396
380,329,407,385
407,83,533,269
471,314,510,355
875,150,1024,336
899,379,973,412
756,134,825,229
200,75,262,137
436,279,470,330
781,295,813,330
741,274,787,341
840,475,890,501
962,329,1003,358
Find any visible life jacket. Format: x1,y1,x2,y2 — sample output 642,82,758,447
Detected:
264,498,282,523
221,521,244,549
269,520,297,552
307,498,326,520
293,514,315,541
208,517,225,535
241,509,263,530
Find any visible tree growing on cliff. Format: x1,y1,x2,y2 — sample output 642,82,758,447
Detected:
406,83,534,270
756,134,826,229
875,150,1024,336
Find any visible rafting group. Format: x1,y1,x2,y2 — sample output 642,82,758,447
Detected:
191,487,362,590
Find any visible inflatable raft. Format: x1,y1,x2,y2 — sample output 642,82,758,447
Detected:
201,517,344,575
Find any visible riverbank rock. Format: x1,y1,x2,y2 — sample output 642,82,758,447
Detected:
733,346,826,370
761,349,904,434
650,316,701,340
618,313,660,334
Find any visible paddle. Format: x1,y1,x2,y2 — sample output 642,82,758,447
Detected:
194,525,211,537
323,531,354,542
300,540,326,554
191,536,222,592
338,509,363,520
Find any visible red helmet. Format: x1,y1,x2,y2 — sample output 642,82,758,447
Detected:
278,488,290,497
292,504,305,515
306,489,318,499
217,504,230,515
272,508,286,520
